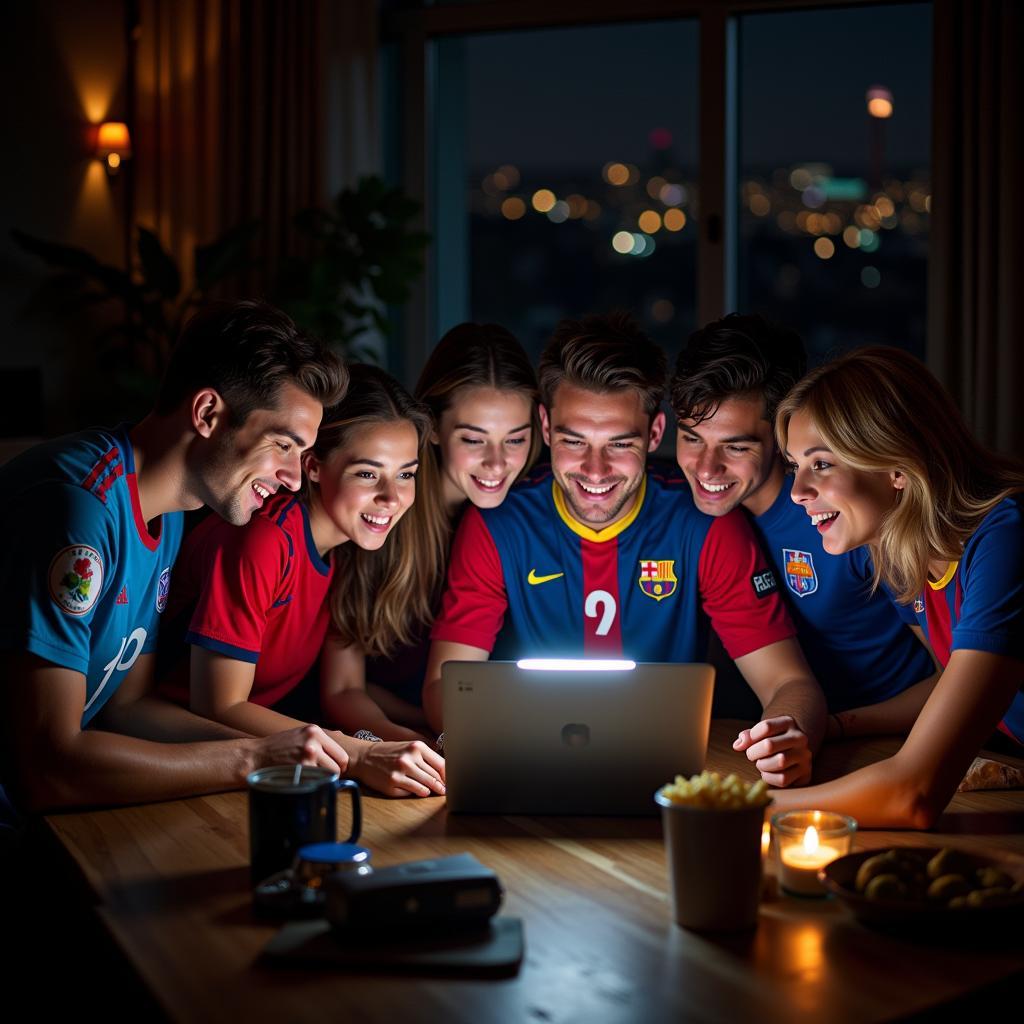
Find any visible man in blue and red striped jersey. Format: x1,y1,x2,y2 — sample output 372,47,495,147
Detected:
424,313,827,788
0,302,350,828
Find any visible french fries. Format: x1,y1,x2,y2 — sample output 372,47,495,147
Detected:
659,770,770,809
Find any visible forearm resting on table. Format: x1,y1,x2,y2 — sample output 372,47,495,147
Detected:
196,696,309,739
323,687,426,742
772,650,1023,828
830,671,941,739
11,726,256,813
769,753,938,828
364,683,429,731
97,694,248,742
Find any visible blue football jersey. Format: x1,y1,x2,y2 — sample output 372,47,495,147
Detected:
0,425,183,726
433,471,794,662
753,477,935,711
903,497,1024,743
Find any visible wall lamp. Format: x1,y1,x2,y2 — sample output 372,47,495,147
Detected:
95,121,132,174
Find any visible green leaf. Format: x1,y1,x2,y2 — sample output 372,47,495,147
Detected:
11,230,109,277
137,226,181,300
193,221,260,292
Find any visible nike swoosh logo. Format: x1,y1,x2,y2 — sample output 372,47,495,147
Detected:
528,569,565,585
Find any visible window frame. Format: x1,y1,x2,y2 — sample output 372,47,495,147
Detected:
382,0,932,376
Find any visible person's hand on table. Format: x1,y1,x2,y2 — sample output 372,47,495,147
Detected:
249,724,351,775
733,715,812,788
345,737,446,797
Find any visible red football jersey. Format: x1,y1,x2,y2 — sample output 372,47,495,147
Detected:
164,494,334,708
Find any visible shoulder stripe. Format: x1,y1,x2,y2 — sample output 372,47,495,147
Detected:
80,447,120,493
94,462,125,503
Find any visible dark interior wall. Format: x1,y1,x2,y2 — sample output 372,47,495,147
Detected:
0,0,127,439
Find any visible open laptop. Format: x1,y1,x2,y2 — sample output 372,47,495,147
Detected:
443,659,714,816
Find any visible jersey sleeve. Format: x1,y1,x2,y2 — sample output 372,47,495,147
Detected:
952,503,1024,661
0,482,116,674
185,517,291,663
430,507,507,652
698,509,796,659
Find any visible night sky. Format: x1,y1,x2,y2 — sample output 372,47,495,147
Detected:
463,3,931,174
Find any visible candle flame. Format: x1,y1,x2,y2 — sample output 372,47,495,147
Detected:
803,825,819,853
761,822,771,856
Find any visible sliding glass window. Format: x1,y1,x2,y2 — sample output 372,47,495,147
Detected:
432,20,699,362
737,3,931,362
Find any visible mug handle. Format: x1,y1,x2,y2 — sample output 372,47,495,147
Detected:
334,778,362,843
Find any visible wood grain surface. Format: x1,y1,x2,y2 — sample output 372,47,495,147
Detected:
45,721,1024,1024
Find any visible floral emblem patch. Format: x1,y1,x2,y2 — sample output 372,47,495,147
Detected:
49,545,104,616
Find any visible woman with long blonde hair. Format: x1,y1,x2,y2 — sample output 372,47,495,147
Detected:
770,346,1024,827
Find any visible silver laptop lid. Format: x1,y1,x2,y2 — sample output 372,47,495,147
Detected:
443,659,714,816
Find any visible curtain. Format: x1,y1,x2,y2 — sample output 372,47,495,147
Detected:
134,0,378,294
928,0,1024,458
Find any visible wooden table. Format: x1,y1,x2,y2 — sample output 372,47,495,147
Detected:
42,723,1024,1023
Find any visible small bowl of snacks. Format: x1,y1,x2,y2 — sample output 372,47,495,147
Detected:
821,845,1024,933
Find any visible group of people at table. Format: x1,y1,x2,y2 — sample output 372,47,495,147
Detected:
1,301,1021,844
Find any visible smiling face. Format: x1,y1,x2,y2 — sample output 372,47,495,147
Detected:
541,382,664,529
434,386,533,511
675,394,780,517
200,382,323,526
305,419,419,553
785,409,903,554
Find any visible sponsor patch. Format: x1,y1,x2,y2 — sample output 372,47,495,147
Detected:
751,568,778,599
49,545,104,616
783,548,818,598
156,567,171,613
638,559,677,602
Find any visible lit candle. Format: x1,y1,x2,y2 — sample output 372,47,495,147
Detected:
778,825,842,896
761,821,772,859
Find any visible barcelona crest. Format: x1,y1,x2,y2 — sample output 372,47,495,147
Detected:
638,559,677,602
783,549,818,598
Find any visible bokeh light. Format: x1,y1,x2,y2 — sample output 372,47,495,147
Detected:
532,189,556,213
813,237,835,259
638,210,662,233
501,196,526,220
663,208,686,232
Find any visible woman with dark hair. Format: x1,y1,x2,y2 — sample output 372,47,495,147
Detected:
326,323,540,738
161,365,447,796
771,346,1024,827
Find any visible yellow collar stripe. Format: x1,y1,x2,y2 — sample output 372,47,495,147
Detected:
928,560,959,590
552,476,647,542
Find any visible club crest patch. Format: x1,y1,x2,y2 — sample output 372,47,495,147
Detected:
638,559,677,601
913,596,925,614
783,549,818,598
156,567,171,613
49,545,104,616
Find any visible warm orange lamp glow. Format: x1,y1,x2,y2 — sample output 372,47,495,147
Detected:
866,86,894,119
95,121,132,173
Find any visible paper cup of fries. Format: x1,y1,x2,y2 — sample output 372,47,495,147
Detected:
655,771,773,931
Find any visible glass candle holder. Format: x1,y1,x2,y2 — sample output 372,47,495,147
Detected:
772,810,857,897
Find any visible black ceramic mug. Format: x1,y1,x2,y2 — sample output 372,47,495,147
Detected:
246,765,361,885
